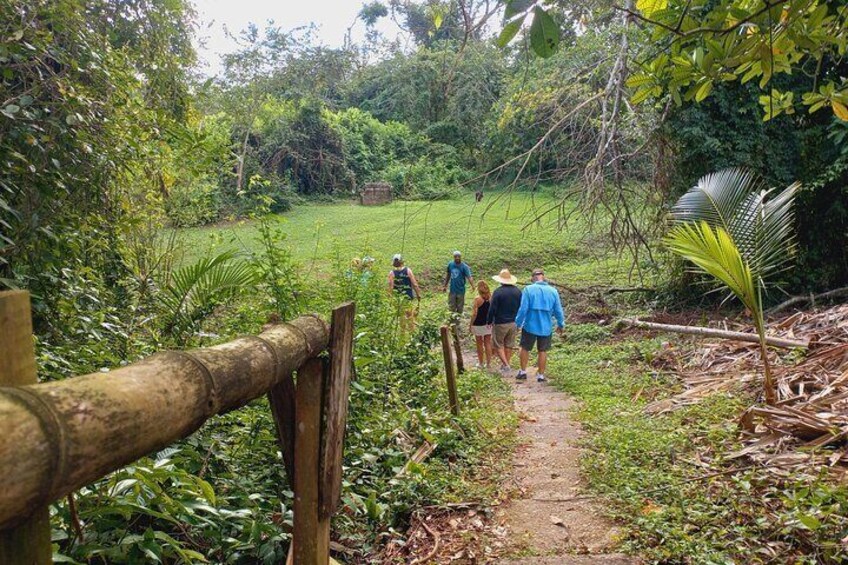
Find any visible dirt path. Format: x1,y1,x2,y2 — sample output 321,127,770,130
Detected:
495,363,636,564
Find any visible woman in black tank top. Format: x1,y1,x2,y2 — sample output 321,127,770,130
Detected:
388,254,421,334
469,281,493,369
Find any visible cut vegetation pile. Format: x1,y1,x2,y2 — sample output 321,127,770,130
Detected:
645,304,848,469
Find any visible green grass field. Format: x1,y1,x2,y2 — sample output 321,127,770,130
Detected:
179,189,636,294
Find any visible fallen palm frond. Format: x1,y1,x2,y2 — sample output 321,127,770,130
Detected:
639,304,848,468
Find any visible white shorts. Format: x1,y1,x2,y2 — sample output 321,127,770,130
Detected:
471,325,492,336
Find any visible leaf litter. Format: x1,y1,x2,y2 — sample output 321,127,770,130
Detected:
639,304,848,469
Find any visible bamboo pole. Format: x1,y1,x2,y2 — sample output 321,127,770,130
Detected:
0,291,52,564
0,315,328,530
618,318,809,349
440,326,460,416
292,358,330,564
451,325,465,374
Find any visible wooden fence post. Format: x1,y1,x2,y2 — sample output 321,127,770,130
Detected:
292,358,330,564
268,371,297,482
320,303,355,519
439,326,460,416
451,325,465,374
0,290,52,564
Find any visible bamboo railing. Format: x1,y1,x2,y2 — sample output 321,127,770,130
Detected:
0,290,355,565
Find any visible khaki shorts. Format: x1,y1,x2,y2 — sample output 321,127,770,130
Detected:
492,323,517,349
471,325,492,336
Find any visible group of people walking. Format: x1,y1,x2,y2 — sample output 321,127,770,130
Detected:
388,251,565,383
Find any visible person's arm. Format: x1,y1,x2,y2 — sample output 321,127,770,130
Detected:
465,264,474,288
514,289,529,329
442,266,450,291
486,291,498,325
553,291,565,332
408,268,422,300
387,270,395,294
469,297,480,330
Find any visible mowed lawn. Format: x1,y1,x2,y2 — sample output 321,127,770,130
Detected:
178,189,634,294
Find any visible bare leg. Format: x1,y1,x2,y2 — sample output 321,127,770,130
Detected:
409,306,418,333
484,335,493,367
475,335,485,366
538,350,547,375
496,346,509,367
519,347,530,371
506,347,515,365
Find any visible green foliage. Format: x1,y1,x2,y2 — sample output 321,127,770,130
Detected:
627,0,847,122
485,29,650,181
0,0,200,327
165,179,221,228
159,250,258,344
328,107,429,182
669,168,798,284
499,1,562,58
383,157,466,199
665,168,798,402
249,220,304,320
344,42,506,159
548,333,848,563
231,98,470,201
659,80,848,292
665,221,758,311
49,241,517,562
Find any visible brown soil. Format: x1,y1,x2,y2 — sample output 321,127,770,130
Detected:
379,351,639,564
494,365,638,564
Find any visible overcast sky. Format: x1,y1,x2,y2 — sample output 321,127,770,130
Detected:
192,0,405,74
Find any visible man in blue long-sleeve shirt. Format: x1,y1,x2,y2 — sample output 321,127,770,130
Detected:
514,268,564,382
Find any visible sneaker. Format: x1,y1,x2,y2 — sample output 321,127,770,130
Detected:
536,373,547,382
515,370,528,381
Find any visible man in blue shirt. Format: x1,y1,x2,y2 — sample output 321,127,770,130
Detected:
442,250,473,317
514,268,564,382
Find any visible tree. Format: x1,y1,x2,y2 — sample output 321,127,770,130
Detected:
625,0,848,121
345,42,506,160
664,168,799,404
0,0,197,327
215,23,307,194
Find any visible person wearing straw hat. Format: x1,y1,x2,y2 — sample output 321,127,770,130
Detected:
514,268,564,382
442,250,473,319
487,268,522,373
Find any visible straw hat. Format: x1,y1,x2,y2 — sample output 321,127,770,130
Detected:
492,268,518,285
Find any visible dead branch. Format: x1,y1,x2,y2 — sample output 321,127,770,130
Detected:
767,286,848,316
607,287,656,294
395,441,438,478
409,519,440,565
619,318,809,349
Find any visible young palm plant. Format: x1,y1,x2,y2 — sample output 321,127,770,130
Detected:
664,168,800,405
160,250,258,345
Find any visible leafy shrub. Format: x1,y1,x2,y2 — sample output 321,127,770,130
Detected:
384,158,466,200
563,323,612,344
165,178,220,227
249,219,305,320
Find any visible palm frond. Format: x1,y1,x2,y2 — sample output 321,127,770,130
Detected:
671,168,761,230
670,168,798,283
160,250,258,336
664,221,758,313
